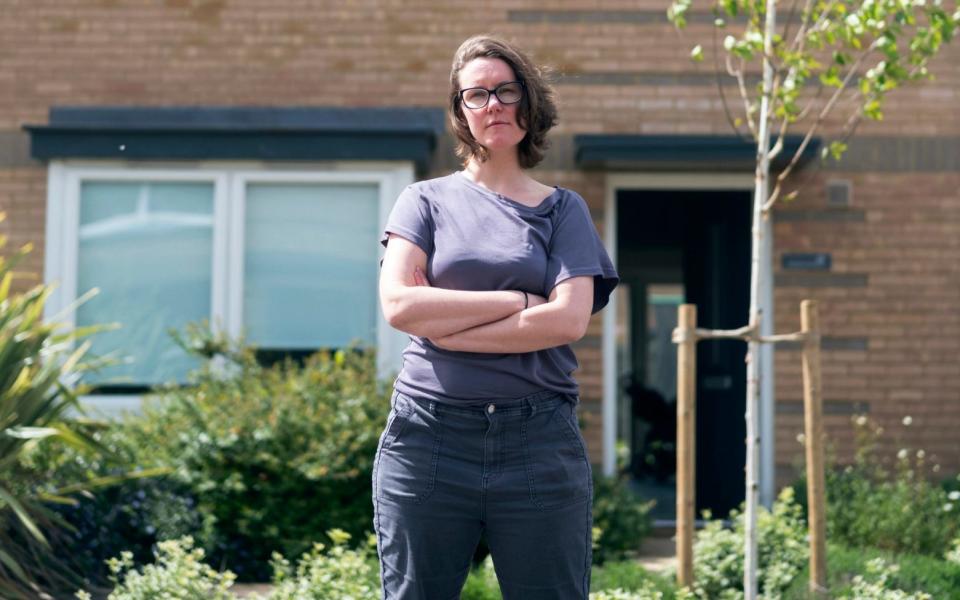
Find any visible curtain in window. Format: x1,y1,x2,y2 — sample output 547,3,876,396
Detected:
76,181,214,387
243,183,379,350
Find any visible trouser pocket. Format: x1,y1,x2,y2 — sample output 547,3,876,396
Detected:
375,393,443,505
522,400,591,511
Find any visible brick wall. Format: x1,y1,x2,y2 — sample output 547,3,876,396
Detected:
3,0,958,479
773,172,960,489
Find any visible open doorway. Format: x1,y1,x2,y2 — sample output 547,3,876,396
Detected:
615,188,751,522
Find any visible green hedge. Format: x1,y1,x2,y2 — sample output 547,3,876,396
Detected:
128,331,390,581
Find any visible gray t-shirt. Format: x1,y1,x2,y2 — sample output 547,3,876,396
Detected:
381,171,619,405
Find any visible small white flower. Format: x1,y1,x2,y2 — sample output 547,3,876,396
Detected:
949,491,960,501
934,464,942,472
902,415,913,426
945,503,954,512
855,415,868,427
897,448,909,460
796,433,806,444
917,449,926,459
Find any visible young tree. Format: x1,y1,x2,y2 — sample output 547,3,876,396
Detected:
667,0,959,597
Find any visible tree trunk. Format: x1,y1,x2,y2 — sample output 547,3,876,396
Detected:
745,0,777,596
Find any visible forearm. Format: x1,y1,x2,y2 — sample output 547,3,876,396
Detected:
383,285,526,338
433,302,579,353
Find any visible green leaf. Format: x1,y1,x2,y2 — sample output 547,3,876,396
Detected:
51,466,174,495
0,486,47,545
667,0,691,28
864,99,883,120
0,547,29,583
820,66,843,87
3,426,60,440
828,141,848,160
35,492,79,506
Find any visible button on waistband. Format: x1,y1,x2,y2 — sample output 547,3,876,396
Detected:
487,404,496,414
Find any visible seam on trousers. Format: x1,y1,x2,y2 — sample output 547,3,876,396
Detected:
582,481,592,598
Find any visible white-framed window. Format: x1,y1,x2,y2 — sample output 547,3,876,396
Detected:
44,160,413,414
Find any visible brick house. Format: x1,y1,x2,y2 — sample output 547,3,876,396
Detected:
6,1,958,521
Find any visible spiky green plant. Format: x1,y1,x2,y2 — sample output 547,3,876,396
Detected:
0,214,125,598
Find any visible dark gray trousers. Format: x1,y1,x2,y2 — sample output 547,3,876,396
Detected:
372,389,593,599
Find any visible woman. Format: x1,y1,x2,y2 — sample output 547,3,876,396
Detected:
374,34,618,599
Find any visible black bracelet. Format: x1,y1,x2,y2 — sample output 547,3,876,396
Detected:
522,291,528,309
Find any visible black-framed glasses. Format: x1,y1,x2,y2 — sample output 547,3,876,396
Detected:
459,81,524,109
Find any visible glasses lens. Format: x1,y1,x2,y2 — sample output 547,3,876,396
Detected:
496,82,523,104
462,89,489,109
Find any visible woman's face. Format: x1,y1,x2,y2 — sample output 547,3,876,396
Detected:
458,57,526,156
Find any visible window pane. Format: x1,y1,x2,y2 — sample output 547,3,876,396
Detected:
645,284,685,404
76,181,213,388
244,183,379,349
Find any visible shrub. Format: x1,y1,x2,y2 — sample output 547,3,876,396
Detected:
679,487,807,600
20,423,193,590
76,536,237,600
460,555,682,599
55,475,199,583
81,533,688,599
838,558,932,600
793,414,959,557
266,529,380,599
127,326,390,580
591,560,676,595
947,537,960,566
783,543,960,599
588,584,669,600
592,470,655,564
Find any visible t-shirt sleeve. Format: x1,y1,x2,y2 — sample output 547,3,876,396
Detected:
380,184,434,255
544,190,619,314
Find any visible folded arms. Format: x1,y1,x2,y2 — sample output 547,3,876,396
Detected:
379,234,593,353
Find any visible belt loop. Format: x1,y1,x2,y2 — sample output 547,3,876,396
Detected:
526,396,537,418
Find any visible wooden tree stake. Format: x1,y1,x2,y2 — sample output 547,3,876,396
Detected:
676,304,697,588
801,300,828,596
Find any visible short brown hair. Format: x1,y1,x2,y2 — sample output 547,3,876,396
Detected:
449,35,558,170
